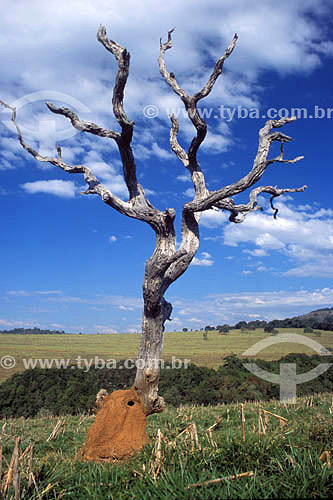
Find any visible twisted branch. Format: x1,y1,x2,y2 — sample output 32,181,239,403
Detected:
169,115,189,168
184,116,305,213
97,24,134,142
159,30,238,201
223,185,308,223
46,103,120,140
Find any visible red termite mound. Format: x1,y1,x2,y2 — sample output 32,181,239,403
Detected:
78,388,149,462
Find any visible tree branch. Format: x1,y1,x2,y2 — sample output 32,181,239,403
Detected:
160,30,238,202
0,99,135,215
169,114,189,168
159,30,304,231
193,34,238,102
46,103,120,140
97,24,134,143
158,28,188,102
95,24,154,206
184,117,305,213
222,184,308,223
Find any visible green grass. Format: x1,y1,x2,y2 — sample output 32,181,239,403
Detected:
1,328,333,383
1,394,332,499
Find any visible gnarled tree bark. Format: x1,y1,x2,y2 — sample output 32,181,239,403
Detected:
1,25,306,454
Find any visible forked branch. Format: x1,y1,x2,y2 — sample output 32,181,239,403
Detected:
159,29,238,199
193,34,238,102
225,184,308,223
184,116,304,213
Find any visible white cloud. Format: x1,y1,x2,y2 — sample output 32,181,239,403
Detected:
21,180,76,198
176,174,191,183
192,251,214,266
84,155,128,198
285,263,333,278
257,266,268,272
244,248,268,257
201,209,228,228
119,305,134,311
168,287,333,328
151,142,174,160
255,232,285,250
134,142,173,161
95,295,143,309
7,290,62,296
223,200,333,277
183,187,195,198
0,0,332,171
0,319,37,328
93,324,118,334
109,235,117,243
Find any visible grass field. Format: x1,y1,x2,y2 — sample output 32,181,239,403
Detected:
1,328,333,384
1,393,332,499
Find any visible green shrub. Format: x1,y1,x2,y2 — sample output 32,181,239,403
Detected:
0,354,332,418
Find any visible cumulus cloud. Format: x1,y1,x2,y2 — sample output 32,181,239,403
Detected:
244,248,268,257
21,179,76,198
169,287,333,328
83,151,129,198
223,200,333,278
200,209,229,228
183,187,195,198
192,251,214,266
4,286,333,332
7,290,62,296
176,174,191,183
0,0,332,170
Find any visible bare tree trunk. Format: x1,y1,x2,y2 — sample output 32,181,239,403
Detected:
133,300,167,415
133,207,201,414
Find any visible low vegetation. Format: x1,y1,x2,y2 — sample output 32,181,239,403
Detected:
1,354,333,418
1,394,332,499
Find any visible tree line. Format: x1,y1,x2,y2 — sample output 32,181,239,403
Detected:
0,327,67,335
1,353,332,418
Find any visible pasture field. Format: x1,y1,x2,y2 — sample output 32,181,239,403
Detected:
1,328,333,383
1,393,332,499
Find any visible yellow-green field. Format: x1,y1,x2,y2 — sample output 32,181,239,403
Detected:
1,328,332,383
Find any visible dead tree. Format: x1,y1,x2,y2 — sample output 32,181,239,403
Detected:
0,26,306,417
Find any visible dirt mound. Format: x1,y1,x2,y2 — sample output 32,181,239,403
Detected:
78,388,149,462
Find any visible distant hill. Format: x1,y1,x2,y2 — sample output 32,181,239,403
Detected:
268,307,333,331
296,308,333,321
221,308,333,332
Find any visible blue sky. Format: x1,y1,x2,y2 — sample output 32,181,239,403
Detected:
1,0,333,333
